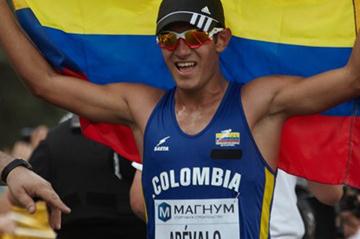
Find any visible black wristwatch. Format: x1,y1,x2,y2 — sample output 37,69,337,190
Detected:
1,159,33,184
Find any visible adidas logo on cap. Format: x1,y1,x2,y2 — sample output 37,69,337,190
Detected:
201,6,211,15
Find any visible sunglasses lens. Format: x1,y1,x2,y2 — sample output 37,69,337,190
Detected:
185,30,210,48
157,29,212,50
158,32,178,50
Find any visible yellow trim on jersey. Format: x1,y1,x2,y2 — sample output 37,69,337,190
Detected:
259,168,275,239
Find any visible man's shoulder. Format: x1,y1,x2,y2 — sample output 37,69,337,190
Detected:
240,75,301,123
105,83,166,118
243,75,302,97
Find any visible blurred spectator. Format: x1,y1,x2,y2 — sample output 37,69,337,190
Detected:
1,202,55,239
11,126,48,160
0,181,15,236
271,169,343,239
0,213,16,235
0,125,54,239
29,126,48,149
339,189,360,239
0,183,13,235
0,185,11,214
10,142,32,161
308,196,339,239
28,114,145,239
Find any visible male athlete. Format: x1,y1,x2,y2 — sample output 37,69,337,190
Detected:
0,0,359,238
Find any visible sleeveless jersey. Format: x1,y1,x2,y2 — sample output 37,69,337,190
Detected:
142,82,276,239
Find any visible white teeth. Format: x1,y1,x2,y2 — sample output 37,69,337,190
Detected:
176,62,196,69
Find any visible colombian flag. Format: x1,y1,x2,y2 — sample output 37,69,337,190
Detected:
12,0,360,187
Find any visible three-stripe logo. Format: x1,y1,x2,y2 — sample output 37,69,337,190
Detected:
190,6,217,32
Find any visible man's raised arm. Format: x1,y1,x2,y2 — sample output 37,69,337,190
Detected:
261,31,360,118
0,0,152,125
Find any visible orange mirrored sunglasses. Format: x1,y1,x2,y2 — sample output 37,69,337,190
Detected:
156,28,224,51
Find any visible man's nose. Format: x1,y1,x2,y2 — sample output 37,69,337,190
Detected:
174,39,191,57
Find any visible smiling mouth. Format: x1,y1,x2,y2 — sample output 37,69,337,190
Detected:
175,61,197,72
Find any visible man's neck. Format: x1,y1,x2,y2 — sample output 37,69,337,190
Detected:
174,78,229,135
175,77,228,109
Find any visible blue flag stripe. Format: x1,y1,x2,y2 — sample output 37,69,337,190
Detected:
16,8,357,117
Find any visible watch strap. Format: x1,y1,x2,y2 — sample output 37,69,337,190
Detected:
1,159,32,184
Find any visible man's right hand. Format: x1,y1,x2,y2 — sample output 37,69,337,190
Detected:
6,167,71,230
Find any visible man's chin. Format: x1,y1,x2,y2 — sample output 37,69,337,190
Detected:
175,80,203,93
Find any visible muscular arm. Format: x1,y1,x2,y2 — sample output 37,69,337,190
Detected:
0,1,161,125
242,33,360,170
254,32,360,118
307,181,343,206
130,170,146,221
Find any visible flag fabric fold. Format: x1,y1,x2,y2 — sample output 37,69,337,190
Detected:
12,0,360,187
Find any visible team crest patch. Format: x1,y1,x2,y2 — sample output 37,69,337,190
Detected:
216,129,240,147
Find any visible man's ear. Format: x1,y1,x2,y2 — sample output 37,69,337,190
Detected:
215,28,232,53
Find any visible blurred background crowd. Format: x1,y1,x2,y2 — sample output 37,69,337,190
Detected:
0,117,146,239
1,57,360,238
0,50,146,238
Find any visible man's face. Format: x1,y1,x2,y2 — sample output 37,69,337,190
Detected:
159,22,227,91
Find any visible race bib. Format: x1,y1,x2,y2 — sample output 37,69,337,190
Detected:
155,198,240,239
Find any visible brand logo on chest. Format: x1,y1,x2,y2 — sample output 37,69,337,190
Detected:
154,136,171,152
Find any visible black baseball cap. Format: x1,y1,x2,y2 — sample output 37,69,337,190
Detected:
156,0,225,34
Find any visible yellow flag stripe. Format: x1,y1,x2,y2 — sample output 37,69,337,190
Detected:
12,0,160,35
355,0,360,33
13,0,356,47
259,168,275,239
227,0,356,47
13,0,28,10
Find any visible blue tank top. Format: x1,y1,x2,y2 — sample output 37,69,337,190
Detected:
142,81,276,239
